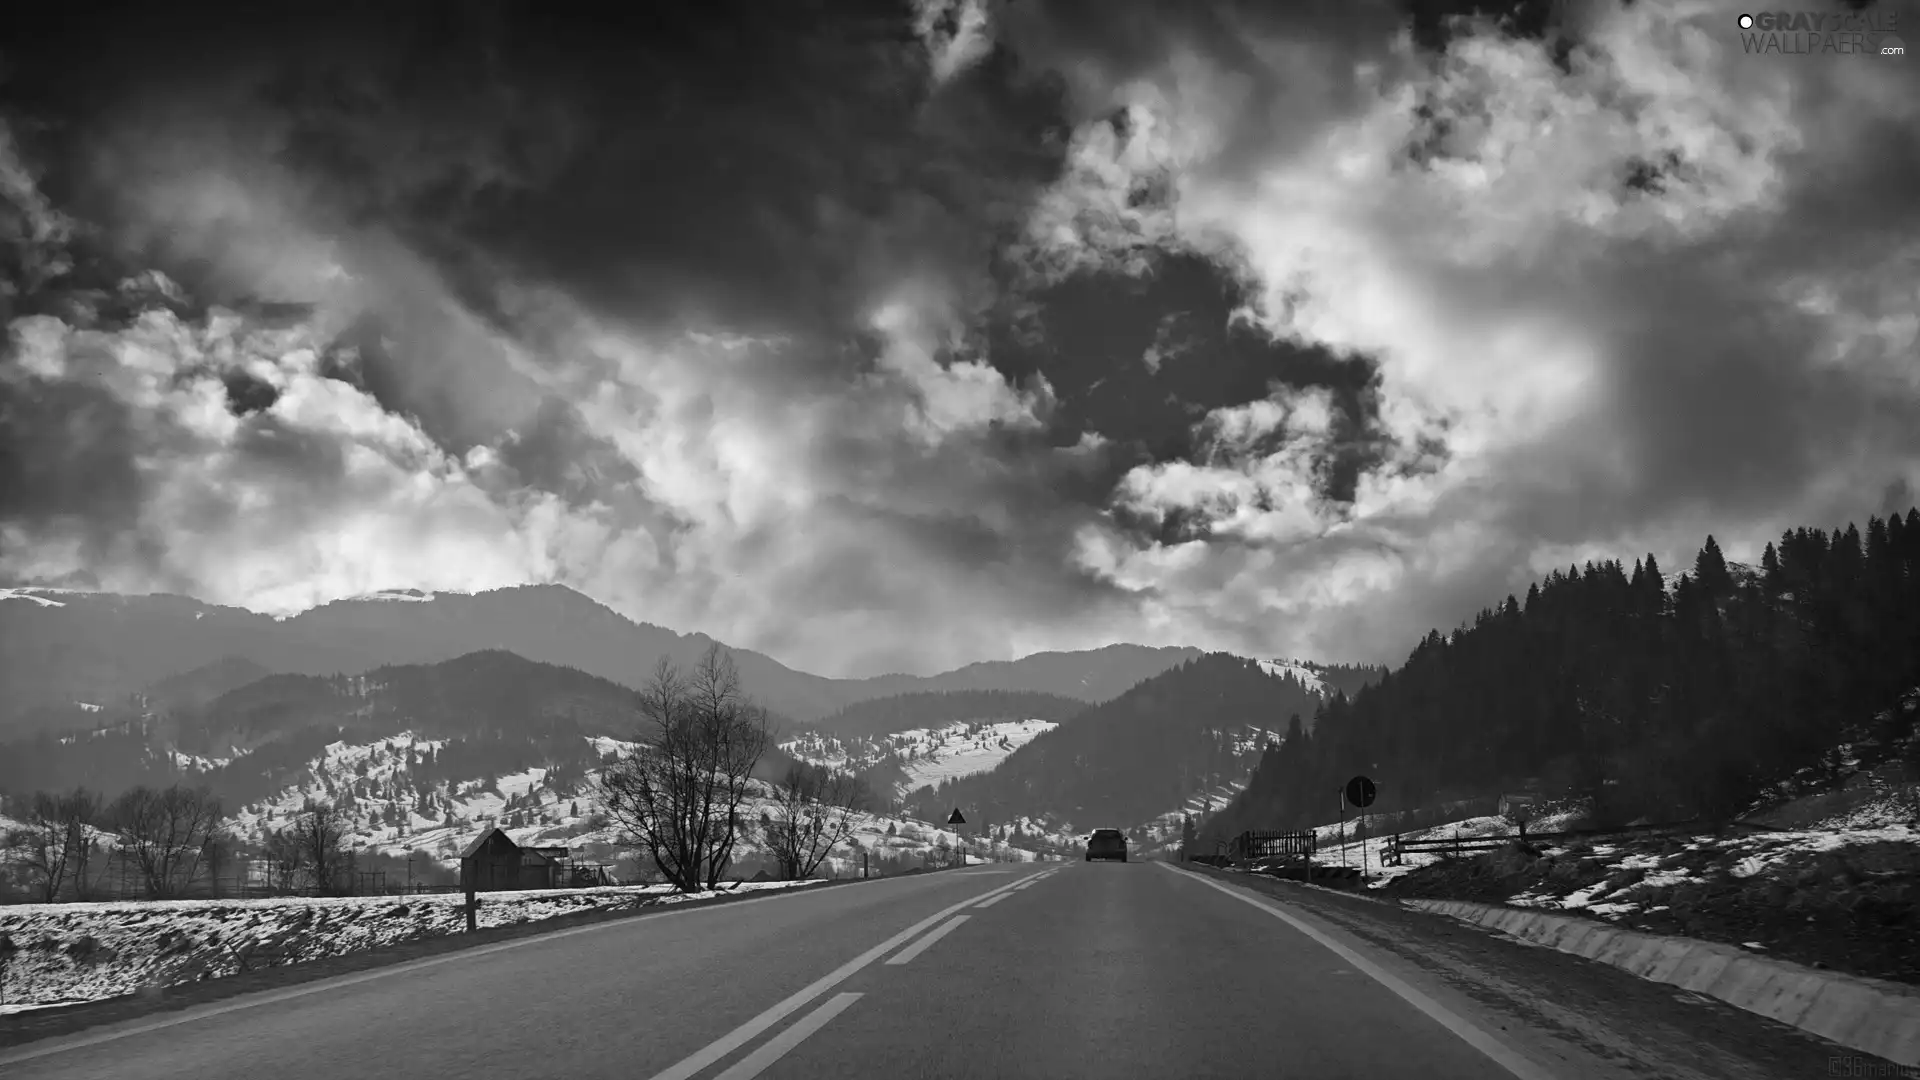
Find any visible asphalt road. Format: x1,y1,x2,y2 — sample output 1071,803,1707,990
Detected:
0,861,1873,1079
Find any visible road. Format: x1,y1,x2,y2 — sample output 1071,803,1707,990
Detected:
0,861,1874,1079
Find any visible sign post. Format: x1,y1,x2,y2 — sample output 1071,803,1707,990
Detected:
1337,787,1347,869
1343,775,1377,880
947,807,967,869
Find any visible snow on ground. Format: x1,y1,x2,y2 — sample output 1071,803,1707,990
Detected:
0,587,69,608
783,719,1056,797
1258,658,1326,694
1283,789,1920,916
1275,805,1595,888
9,726,1060,904
0,879,821,1012
1498,822,1920,915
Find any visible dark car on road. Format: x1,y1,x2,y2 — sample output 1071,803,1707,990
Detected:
1086,829,1128,862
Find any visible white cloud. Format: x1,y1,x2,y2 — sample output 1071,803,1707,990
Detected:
1023,0,1920,662
914,0,996,87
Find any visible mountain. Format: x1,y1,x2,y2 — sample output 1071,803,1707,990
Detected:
0,585,848,733
802,689,1090,740
898,652,1345,833
847,645,1207,704
783,717,1064,802
0,650,648,806
144,657,278,713
0,650,1077,884
0,586,1210,734
778,689,1091,799
1203,510,1920,846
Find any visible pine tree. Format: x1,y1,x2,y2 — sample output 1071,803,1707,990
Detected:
1695,535,1733,598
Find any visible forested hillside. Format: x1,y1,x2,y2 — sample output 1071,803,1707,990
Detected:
0,650,814,811
802,689,1089,739
1204,508,1920,845
1308,663,1391,703
902,654,1328,831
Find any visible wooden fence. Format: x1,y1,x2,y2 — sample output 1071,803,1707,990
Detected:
1381,817,1770,865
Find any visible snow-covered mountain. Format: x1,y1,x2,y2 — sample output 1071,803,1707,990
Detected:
0,651,1087,892
1258,659,1327,695
782,718,1059,798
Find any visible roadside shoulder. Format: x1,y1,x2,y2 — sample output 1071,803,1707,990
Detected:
0,878,858,1051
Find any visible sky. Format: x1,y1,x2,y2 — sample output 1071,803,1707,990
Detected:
3,0,1918,680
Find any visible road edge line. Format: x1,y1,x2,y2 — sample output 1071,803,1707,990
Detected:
1160,862,1558,1080
0,876,910,1068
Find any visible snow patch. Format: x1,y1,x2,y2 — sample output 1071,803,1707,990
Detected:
1258,658,1327,695
0,588,68,608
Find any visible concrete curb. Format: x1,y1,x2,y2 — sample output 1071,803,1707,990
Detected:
1404,898,1920,1068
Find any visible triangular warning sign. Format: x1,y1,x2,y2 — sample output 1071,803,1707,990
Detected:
947,807,966,825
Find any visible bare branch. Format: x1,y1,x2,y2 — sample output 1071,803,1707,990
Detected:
762,762,869,881
111,784,223,899
595,646,770,892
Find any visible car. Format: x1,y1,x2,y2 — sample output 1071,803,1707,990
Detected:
1085,828,1128,862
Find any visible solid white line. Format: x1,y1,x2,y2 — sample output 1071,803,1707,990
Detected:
646,874,1034,1080
710,992,863,1080
974,894,1009,908
0,882,861,1069
884,915,970,965
1161,864,1557,1080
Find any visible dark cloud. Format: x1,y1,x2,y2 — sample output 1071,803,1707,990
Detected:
4,0,1917,677
988,252,1387,514
220,369,280,416
0,375,144,554
494,395,643,508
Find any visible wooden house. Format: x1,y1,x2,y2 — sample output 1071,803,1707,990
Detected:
459,825,569,892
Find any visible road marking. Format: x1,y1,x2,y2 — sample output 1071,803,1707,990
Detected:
885,915,970,965
1162,864,1558,1080
646,874,1035,1080
974,894,1009,908
710,992,862,1080
0,882,895,1069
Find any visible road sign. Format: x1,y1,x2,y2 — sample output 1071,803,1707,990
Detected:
1344,775,1377,809
947,808,966,825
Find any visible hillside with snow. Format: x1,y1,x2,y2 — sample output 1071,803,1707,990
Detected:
783,719,1058,798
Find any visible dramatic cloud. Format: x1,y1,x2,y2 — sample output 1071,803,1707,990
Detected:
4,0,1918,677
1001,0,1920,660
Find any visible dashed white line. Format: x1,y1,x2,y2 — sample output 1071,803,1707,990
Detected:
645,873,1035,1080
884,915,971,965
974,894,1010,908
710,992,863,1080
1,882,854,1070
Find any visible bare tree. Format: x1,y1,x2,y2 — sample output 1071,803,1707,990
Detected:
262,827,304,893
201,831,233,899
292,802,355,895
61,790,104,901
596,645,771,892
3,789,98,902
762,763,869,880
110,784,224,899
